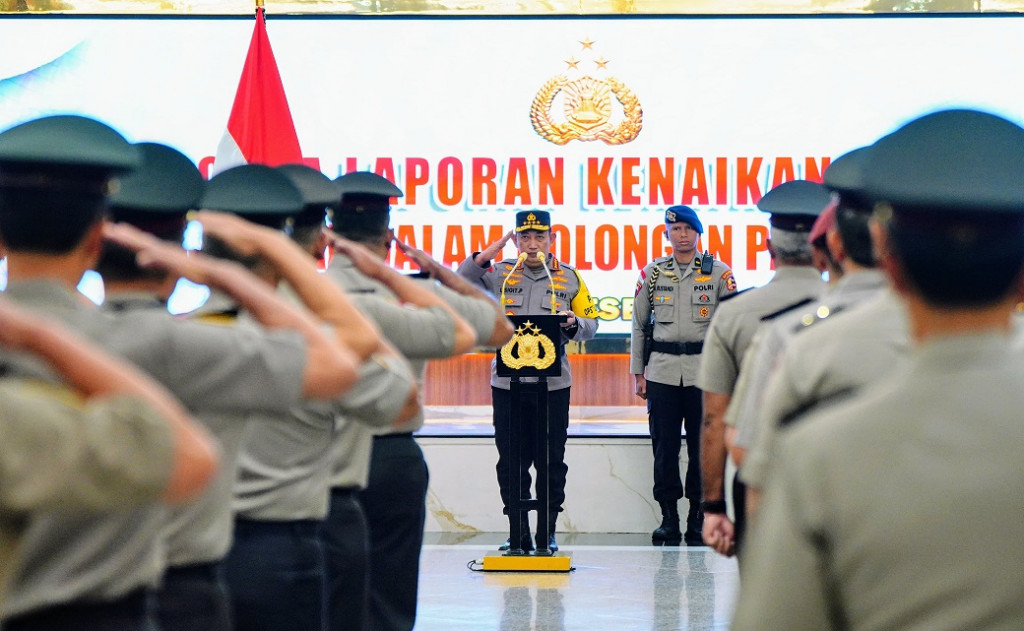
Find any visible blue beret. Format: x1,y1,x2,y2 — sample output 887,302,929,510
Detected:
664,205,703,234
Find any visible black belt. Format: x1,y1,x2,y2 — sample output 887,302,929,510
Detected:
373,432,413,441
650,340,704,355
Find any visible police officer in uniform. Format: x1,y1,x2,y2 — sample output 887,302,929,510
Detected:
0,115,358,631
458,210,600,552
696,180,828,556
323,171,479,631
630,205,736,546
0,298,217,607
274,164,421,631
734,108,1024,631
737,149,894,514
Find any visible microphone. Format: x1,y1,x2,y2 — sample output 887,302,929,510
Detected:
538,253,558,315
500,252,529,310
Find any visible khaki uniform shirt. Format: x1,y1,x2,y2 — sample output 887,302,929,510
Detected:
323,254,460,488
0,382,173,606
738,273,897,490
629,254,736,386
457,254,599,391
696,265,823,395
733,331,1024,631
724,270,889,439
1,281,306,619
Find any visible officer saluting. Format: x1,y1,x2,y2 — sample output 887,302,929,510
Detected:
630,205,736,546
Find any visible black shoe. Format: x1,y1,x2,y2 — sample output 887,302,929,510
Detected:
652,501,682,545
498,536,534,552
535,533,558,552
683,503,705,546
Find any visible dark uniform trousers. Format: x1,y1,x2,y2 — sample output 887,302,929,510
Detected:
155,562,233,631
646,381,703,503
3,590,155,631
223,518,326,631
323,488,369,631
491,386,572,517
356,434,429,631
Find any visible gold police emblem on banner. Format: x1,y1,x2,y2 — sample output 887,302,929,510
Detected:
530,38,643,146
500,320,557,370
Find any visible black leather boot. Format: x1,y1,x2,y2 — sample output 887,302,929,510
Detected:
498,514,534,552
683,501,704,546
651,501,682,545
537,513,558,552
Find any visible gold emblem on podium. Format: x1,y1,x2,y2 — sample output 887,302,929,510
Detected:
500,320,557,370
530,38,643,146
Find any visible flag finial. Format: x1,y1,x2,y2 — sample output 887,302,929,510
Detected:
256,0,264,9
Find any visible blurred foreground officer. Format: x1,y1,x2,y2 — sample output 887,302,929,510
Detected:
736,149,896,513
325,171,477,631
0,115,356,631
696,181,828,554
733,108,1024,631
195,165,386,631
273,164,419,631
458,210,599,552
630,206,735,546
0,298,216,608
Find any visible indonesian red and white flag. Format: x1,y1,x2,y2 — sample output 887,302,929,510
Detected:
211,7,303,175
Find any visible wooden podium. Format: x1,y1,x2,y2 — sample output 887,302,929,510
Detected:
483,314,573,572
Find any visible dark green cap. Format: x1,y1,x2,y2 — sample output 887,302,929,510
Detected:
862,109,1024,215
334,171,403,200
823,148,869,200
0,115,140,194
756,180,831,231
202,164,303,228
0,114,139,173
109,143,204,215
277,164,334,228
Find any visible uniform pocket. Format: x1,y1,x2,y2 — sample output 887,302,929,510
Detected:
691,289,716,322
652,299,674,324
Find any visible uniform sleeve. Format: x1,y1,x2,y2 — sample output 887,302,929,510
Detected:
456,255,491,291
431,282,498,346
0,381,175,513
567,270,599,341
334,353,416,429
732,325,786,447
730,434,837,631
695,314,736,394
351,294,457,360
717,264,738,299
155,319,308,415
569,270,599,320
629,266,653,374
739,341,803,489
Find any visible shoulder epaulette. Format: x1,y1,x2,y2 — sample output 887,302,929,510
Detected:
720,288,750,303
760,297,816,322
779,387,856,428
790,303,847,334
405,271,431,280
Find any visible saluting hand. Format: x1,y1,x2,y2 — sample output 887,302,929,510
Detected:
395,240,442,277
104,221,219,288
193,210,276,258
474,230,514,266
323,228,389,281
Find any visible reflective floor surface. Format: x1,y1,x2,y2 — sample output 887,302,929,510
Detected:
416,535,740,630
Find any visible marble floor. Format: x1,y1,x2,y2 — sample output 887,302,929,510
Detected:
416,535,740,631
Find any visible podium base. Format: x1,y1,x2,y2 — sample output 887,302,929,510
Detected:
481,552,573,572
